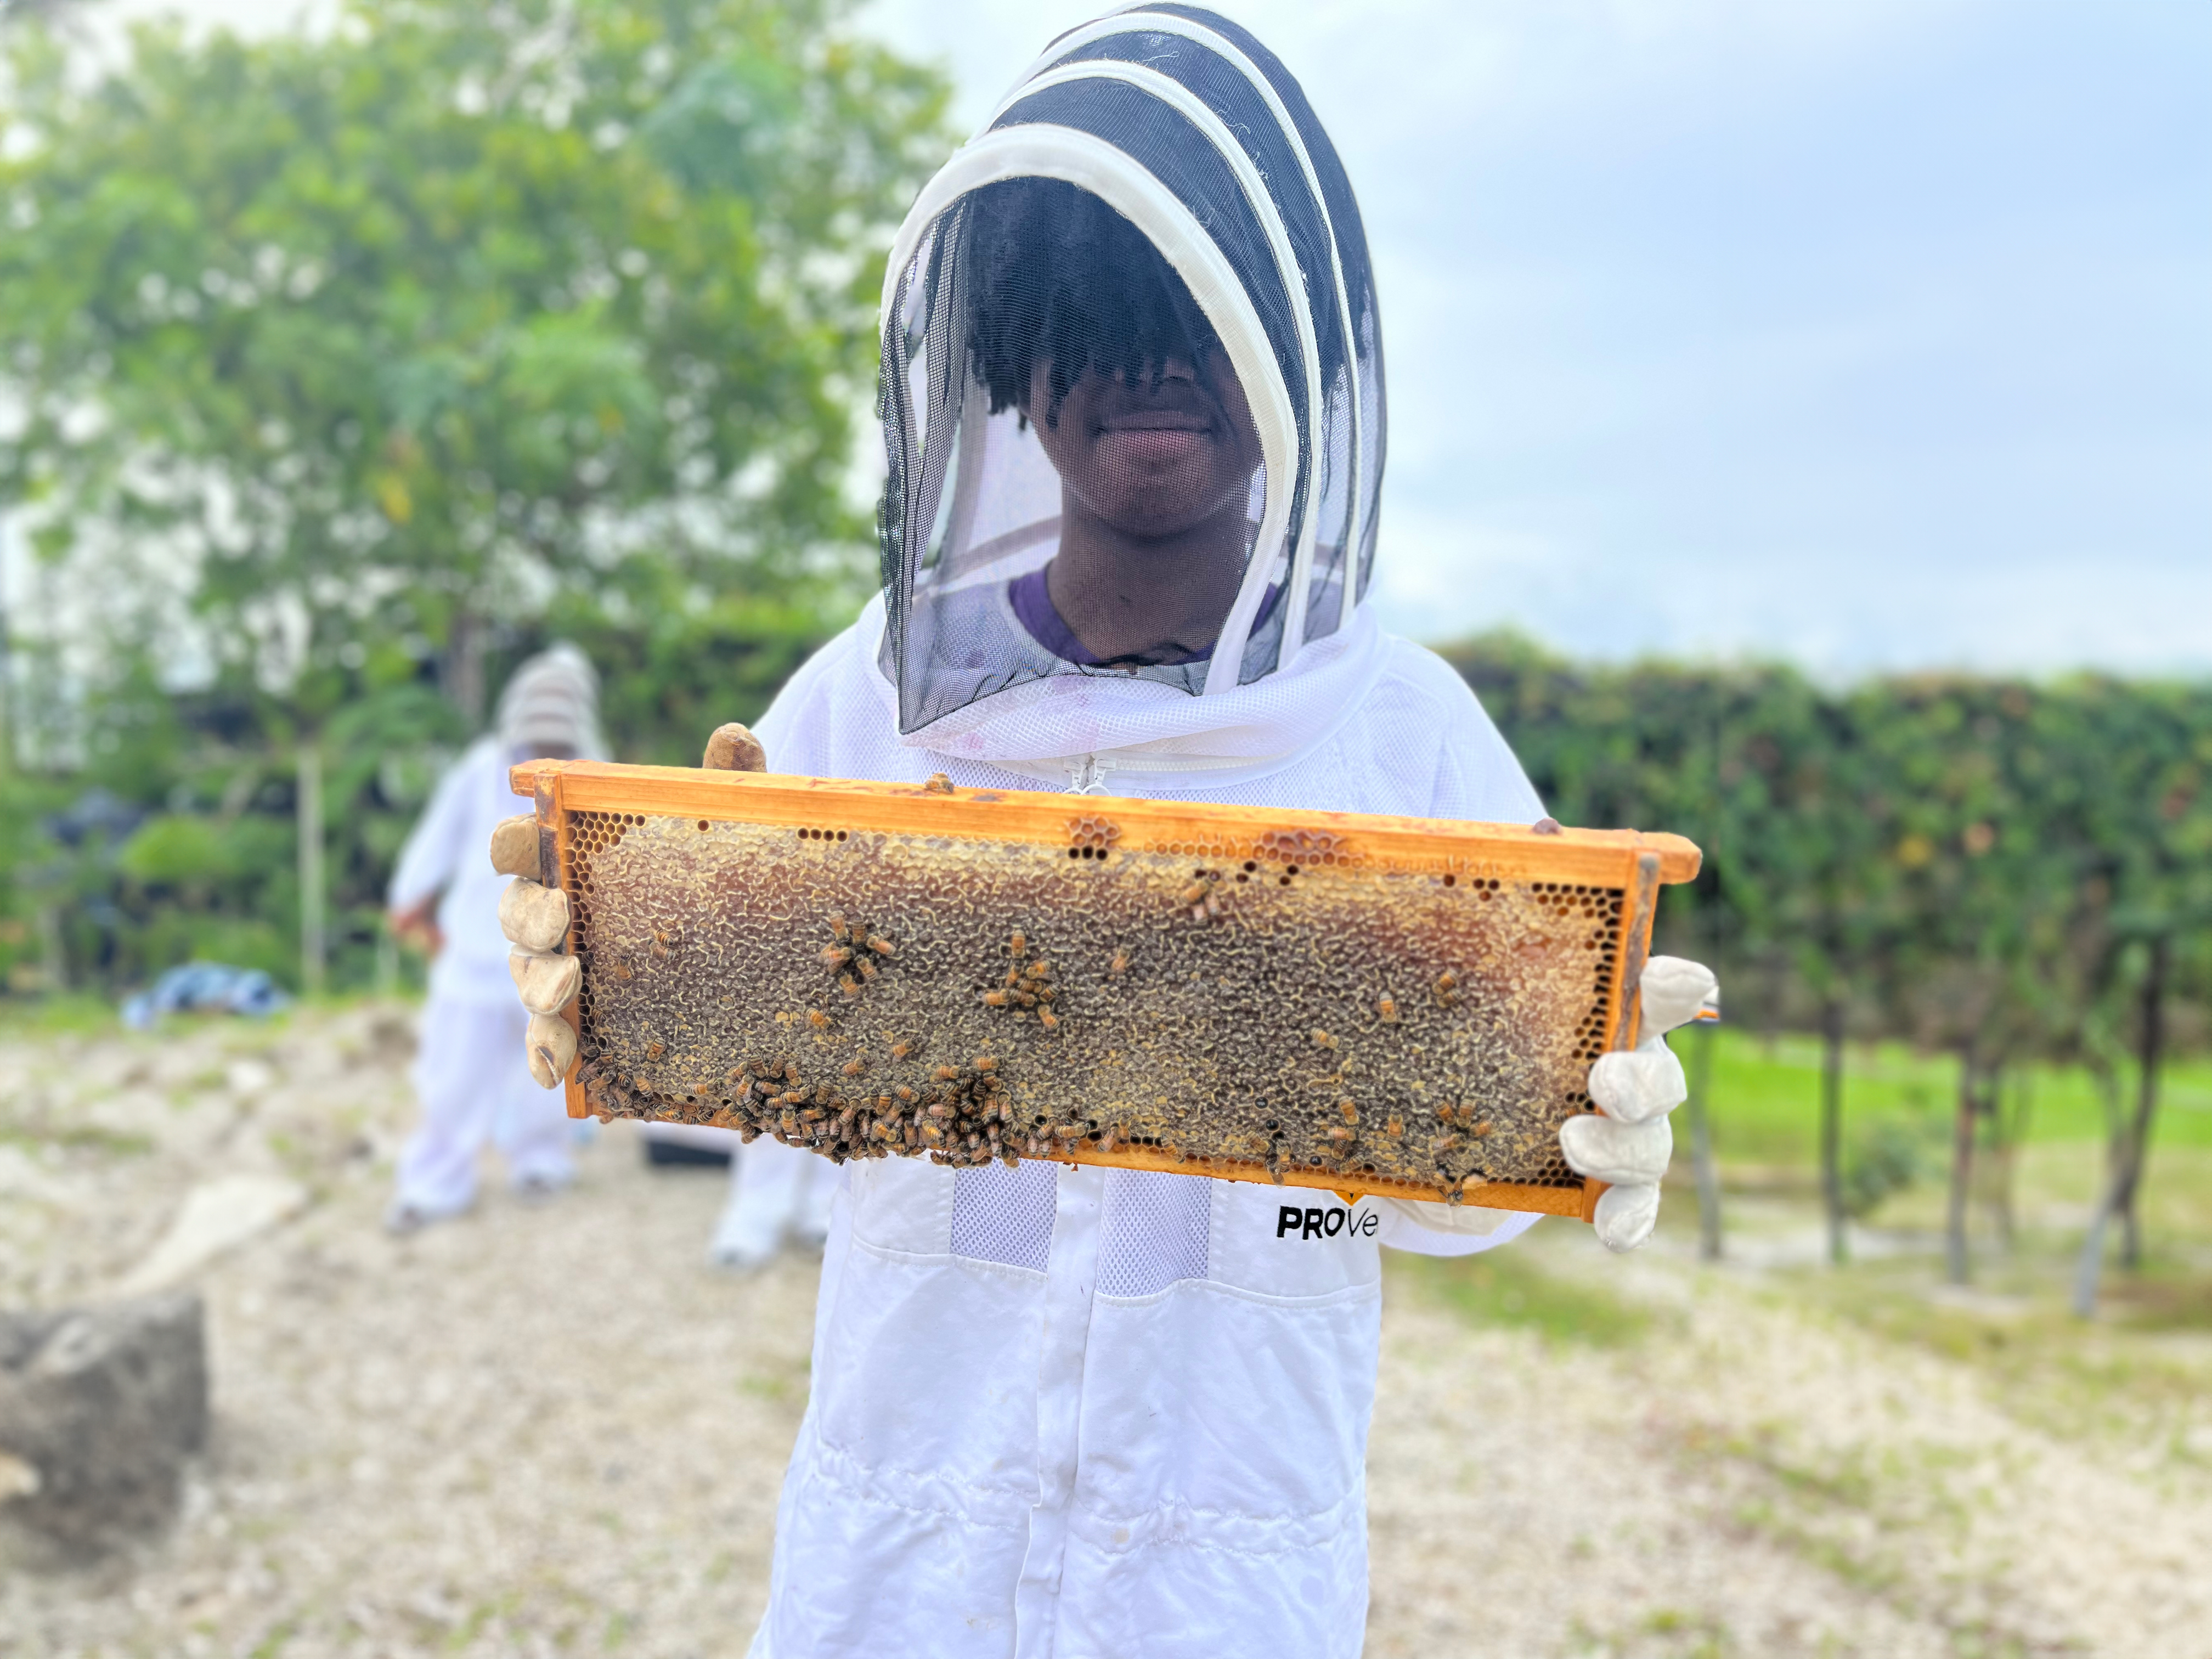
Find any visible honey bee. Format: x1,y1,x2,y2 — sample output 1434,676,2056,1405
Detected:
867,935,896,957
821,945,852,971
890,1040,915,1060
1338,1099,1358,1124
1108,950,1131,977
1014,991,1037,1009
1377,995,1400,1024
1327,1127,1354,1143
1008,929,1028,957
783,1062,802,1085
982,990,1010,1008
927,1102,950,1120
1178,882,1210,908
1434,970,1459,1004
1035,984,1057,1003
839,975,862,998
1310,1029,1336,1049
921,1123,945,1146
874,1093,894,1111
934,1064,960,1082
1039,1008,1060,1031
646,1041,665,1060
895,1085,916,1103
1471,1120,1494,1138
1385,1116,1405,1138
857,958,879,982
830,914,851,943
842,1059,865,1077
808,1009,830,1030
973,1056,998,1073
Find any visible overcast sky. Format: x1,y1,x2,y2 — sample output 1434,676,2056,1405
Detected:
74,0,2212,674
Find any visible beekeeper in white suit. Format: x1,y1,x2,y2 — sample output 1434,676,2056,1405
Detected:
501,11,1712,1653
385,645,608,1233
642,1114,839,1269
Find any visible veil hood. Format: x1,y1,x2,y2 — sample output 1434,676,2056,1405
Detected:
871,7,1389,786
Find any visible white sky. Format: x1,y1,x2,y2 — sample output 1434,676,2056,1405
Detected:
48,0,2212,674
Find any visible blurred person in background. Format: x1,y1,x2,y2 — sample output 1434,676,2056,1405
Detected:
383,645,608,1233
637,1112,837,1270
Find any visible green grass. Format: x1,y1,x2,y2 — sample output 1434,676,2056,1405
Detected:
1694,1026,2212,1171
1392,1244,1651,1347
0,990,132,1037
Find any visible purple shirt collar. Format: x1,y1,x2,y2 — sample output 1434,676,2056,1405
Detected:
1008,565,1281,668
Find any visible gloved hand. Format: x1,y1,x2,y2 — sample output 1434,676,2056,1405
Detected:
1558,955,1719,1252
487,814,579,1088
492,722,769,1089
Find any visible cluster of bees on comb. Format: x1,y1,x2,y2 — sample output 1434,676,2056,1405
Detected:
980,929,1065,1029
574,1030,1143,1171
819,912,896,1006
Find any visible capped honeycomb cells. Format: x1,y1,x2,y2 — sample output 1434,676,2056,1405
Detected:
560,810,1626,1198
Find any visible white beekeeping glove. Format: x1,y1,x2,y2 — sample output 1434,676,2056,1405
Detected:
1558,956,1719,1252
489,812,580,1088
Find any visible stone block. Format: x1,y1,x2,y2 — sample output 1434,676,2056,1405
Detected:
0,1291,208,1561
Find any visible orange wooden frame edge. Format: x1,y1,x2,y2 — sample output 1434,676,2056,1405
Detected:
512,759,1701,885
515,759,1681,1226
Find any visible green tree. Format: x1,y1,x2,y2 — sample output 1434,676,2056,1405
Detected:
0,0,949,989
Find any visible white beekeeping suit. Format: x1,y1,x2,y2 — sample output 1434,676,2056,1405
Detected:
493,9,1711,1651
741,14,1553,1657
385,646,607,1231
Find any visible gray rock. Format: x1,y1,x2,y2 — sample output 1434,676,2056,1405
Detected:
0,1291,207,1562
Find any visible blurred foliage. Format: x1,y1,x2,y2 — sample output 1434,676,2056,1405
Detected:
0,0,950,992
1444,633,2212,1075
1842,1115,1928,1220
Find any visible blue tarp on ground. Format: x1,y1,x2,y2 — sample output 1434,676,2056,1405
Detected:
121,963,291,1030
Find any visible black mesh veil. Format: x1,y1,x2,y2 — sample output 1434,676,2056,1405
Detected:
876,7,1385,739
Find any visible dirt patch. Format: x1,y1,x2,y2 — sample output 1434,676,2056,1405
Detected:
2,1006,2209,1655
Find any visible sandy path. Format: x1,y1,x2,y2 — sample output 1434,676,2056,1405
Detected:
3,1006,2209,1657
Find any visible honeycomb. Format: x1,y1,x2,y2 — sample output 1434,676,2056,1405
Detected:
560,808,1627,1201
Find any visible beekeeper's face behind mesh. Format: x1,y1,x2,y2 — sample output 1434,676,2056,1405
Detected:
977,182,1265,667
878,9,1383,747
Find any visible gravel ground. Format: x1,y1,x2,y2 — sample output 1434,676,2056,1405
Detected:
3,1005,2209,1658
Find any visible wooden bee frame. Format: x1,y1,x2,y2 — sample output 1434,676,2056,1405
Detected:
515,761,1699,1222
